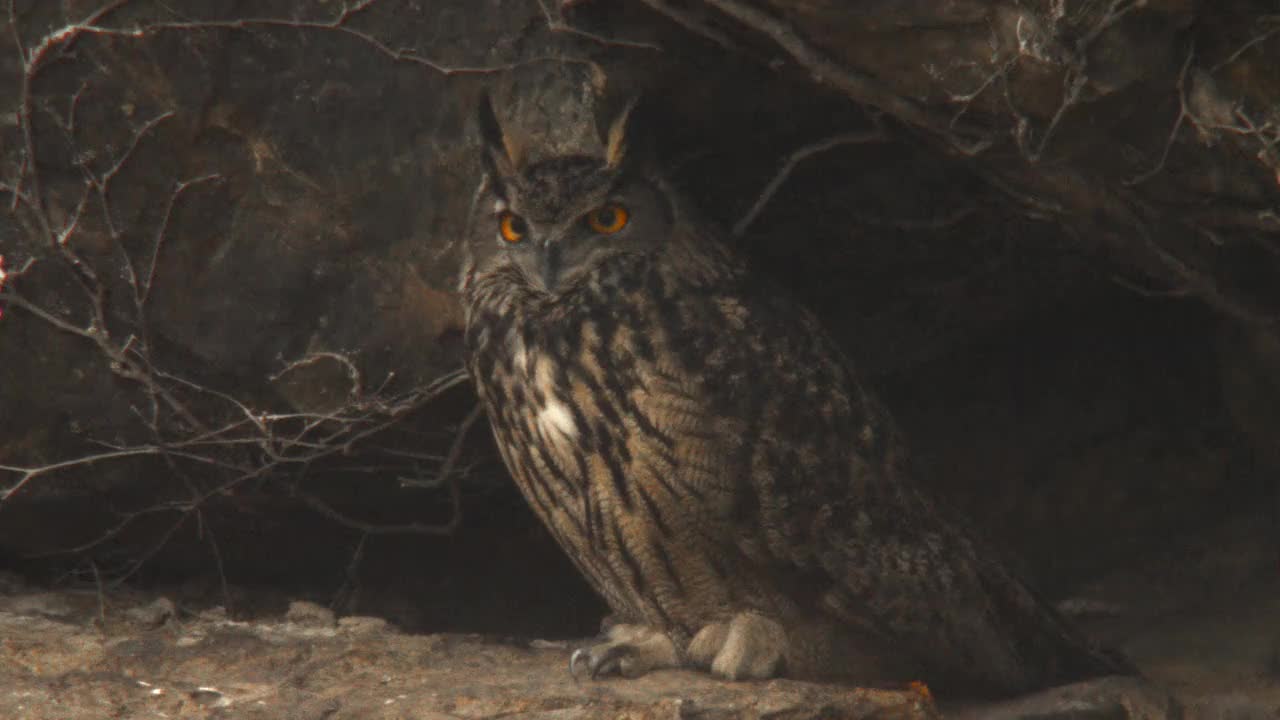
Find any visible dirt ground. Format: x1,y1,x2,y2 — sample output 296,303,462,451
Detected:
1,506,1277,720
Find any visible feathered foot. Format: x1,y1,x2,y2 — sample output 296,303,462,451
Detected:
569,623,679,679
687,611,787,680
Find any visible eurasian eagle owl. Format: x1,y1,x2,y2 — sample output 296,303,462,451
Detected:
459,93,1131,696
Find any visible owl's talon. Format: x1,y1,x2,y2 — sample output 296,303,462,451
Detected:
567,624,679,680
569,645,624,679
572,642,630,679
569,648,589,680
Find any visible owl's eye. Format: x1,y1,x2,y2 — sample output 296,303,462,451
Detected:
498,211,526,243
586,204,629,234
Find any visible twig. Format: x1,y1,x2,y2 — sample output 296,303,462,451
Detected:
733,128,886,237
1110,274,1193,299
945,56,1019,130
697,0,992,155
142,174,224,306
1023,66,1087,163
1212,18,1280,73
293,403,484,536
270,352,365,398
1126,43,1196,186
1132,218,1278,329
92,110,176,238
37,13,588,79
1,446,252,503
1,1,498,589
636,0,736,50
89,558,108,630
331,532,369,612
8,0,136,208
199,516,231,609
538,0,662,51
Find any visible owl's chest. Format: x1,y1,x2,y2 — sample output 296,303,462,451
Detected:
482,336,585,470
467,300,641,476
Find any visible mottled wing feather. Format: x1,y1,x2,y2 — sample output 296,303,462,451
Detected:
628,257,1128,693
466,234,1128,693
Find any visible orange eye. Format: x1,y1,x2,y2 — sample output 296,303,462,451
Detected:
498,211,526,243
586,204,628,234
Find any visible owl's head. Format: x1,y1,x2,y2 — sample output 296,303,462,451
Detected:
468,93,673,296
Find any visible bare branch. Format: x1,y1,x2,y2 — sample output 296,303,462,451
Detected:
142,174,224,306
0,0,499,588
733,127,887,237
1132,220,1279,330
1023,66,1087,163
1126,43,1197,186
294,491,458,536
9,0,136,208
538,0,662,51
1211,17,1280,73
294,402,482,536
1110,274,1194,299
696,0,992,155
0,289,99,339
637,0,736,51
32,11,592,80
91,110,176,238
1,446,249,503
270,352,366,398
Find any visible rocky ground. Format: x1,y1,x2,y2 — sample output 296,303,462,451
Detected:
2,505,1276,720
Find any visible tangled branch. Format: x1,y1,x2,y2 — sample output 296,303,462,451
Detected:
0,0,488,588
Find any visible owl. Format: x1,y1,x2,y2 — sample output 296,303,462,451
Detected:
459,93,1133,696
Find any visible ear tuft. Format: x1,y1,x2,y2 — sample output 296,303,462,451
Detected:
476,91,521,177
604,95,648,170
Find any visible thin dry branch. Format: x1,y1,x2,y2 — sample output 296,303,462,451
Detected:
4,35,222,431
1,0,495,583
695,0,992,155
271,352,367,399
88,110,176,239
1020,66,1087,163
1125,43,1197,186
733,127,887,237
1135,225,1277,330
1211,17,1280,73
538,0,662,51
943,55,1020,131
141,174,224,306
1,446,251,503
637,0,736,50
294,403,485,536
5,0,594,211
23,3,591,82
8,0,135,208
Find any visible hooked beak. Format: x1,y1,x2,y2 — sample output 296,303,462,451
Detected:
539,240,562,291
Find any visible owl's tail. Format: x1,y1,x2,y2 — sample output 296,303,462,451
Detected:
967,554,1139,695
